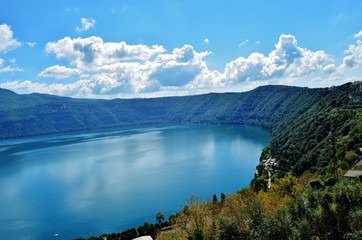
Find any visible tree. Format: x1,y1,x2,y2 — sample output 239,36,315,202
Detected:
168,213,177,225
212,194,218,205
156,212,165,224
220,193,226,205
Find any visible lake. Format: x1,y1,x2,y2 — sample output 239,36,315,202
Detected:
0,124,271,240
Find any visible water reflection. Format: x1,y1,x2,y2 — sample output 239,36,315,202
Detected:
0,125,271,240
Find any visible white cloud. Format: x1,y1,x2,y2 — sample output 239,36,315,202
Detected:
239,39,249,47
27,42,36,48
225,34,331,83
0,24,21,53
5,34,343,98
45,36,165,69
342,33,362,71
354,30,362,39
323,64,337,73
64,7,80,13
0,24,22,74
0,66,21,73
204,38,209,44
76,17,96,32
151,45,212,87
0,57,21,73
41,37,216,94
342,40,362,68
39,65,80,79
343,55,357,68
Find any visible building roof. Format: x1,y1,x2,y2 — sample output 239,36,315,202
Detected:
344,170,362,177
133,236,153,240
344,159,362,178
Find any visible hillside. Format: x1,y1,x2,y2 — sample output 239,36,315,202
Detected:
0,85,326,139
1,83,361,178
257,82,362,178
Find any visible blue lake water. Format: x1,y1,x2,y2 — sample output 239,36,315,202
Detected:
0,125,271,240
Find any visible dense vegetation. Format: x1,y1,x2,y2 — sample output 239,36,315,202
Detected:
1,83,361,177
77,176,362,240
255,82,362,180
1,82,362,239
155,176,362,240
0,85,327,139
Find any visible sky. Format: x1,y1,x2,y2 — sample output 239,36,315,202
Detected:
1,0,362,98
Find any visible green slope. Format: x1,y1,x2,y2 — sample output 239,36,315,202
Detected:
1,82,361,177
264,83,362,176
0,85,325,138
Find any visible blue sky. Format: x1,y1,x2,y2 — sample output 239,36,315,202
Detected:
1,0,362,98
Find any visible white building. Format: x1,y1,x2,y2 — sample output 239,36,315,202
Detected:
133,236,153,240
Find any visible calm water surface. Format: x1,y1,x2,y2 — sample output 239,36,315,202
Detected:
0,125,271,240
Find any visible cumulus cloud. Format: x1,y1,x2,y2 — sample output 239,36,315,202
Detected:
76,17,96,32
341,30,362,71
0,24,22,74
27,34,337,97
45,36,165,69
151,45,212,87
343,40,362,68
39,65,80,79
0,24,21,53
225,34,331,82
40,37,215,94
204,38,209,44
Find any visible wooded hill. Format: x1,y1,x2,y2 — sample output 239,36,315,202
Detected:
1,82,361,178
0,84,333,139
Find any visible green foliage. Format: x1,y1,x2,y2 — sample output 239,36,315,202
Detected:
251,175,268,192
282,178,362,239
187,229,206,240
156,177,362,240
168,213,177,225
2,83,360,178
0,84,334,140
156,212,165,224
308,179,323,189
266,82,362,176
78,218,169,240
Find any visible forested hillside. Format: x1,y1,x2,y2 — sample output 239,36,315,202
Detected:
256,82,362,179
1,82,361,178
0,85,327,139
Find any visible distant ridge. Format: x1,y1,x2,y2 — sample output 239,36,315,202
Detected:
0,88,19,97
0,84,325,139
